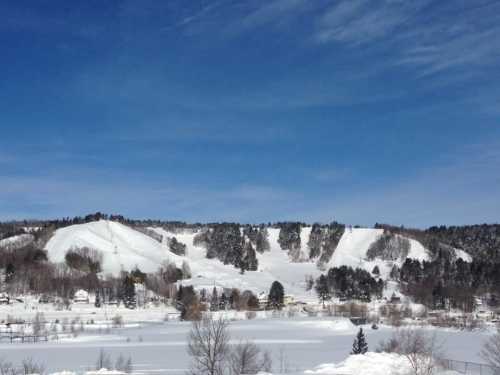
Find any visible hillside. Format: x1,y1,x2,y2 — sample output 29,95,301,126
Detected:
44,220,184,275
22,220,461,301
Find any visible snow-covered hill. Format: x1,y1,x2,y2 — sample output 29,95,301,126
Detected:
44,220,183,275
327,228,431,278
42,221,471,302
0,233,34,250
149,226,322,301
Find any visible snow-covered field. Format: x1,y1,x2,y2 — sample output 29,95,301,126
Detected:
0,316,491,374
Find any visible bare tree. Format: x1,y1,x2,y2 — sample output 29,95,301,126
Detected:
0,359,16,375
115,353,133,374
481,328,500,369
95,348,112,370
229,340,272,375
187,316,230,375
21,358,45,375
277,347,290,374
378,329,443,375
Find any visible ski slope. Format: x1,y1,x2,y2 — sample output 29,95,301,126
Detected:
327,228,431,279
148,227,322,301
0,233,34,249
44,220,183,275
43,221,471,302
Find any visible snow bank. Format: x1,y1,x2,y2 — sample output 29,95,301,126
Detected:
304,352,459,375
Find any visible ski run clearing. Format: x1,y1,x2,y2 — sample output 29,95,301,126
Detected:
42,220,471,302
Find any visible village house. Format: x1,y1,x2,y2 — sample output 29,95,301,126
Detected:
73,289,90,304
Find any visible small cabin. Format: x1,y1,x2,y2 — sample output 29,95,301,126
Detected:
284,295,295,305
73,289,90,304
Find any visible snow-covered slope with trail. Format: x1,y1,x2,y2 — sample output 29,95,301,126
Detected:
43,221,471,302
327,228,431,279
0,233,34,249
148,227,322,301
44,220,183,275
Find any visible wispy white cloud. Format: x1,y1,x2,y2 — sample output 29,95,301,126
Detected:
315,0,427,44
237,0,307,31
399,26,500,75
297,140,500,227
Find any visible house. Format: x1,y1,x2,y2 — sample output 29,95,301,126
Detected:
0,293,9,305
284,295,295,305
73,289,90,304
390,292,402,304
258,293,295,308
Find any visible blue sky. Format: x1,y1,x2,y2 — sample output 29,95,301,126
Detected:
1,0,499,227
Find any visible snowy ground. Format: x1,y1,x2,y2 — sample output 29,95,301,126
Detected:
0,315,493,374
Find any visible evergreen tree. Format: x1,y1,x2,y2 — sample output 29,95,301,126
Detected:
351,328,368,354
315,274,331,307
389,265,400,281
268,281,285,310
122,275,136,309
372,265,380,277
5,263,15,283
220,293,228,310
95,289,101,308
210,286,219,311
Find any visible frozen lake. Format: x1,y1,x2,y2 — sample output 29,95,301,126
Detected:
0,317,492,374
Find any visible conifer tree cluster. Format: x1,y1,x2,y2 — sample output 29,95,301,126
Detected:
315,266,383,302
398,253,500,311
193,223,268,272
278,222,302,261
306,222,346,266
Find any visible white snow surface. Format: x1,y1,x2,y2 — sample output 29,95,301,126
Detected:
327,229,431,279
305,352,459,375
455,248,473,262
44,220,183,275
0,233,34,249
